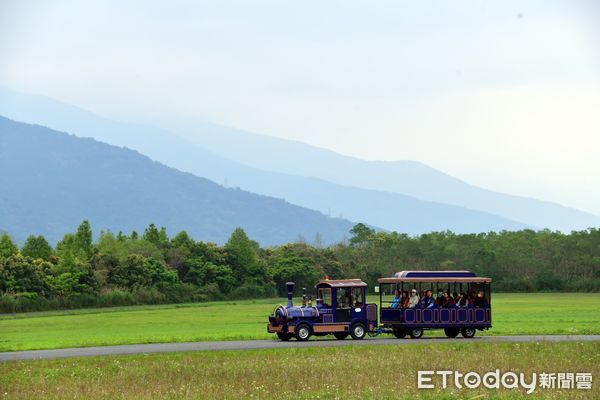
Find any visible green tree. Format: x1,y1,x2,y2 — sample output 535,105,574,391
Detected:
0,255,52,296
142,224,169,247
48,263,98,297
21,235,53,261
171,231,194,249
158,227,169,243
143,224,161,244
349,223,376,246
184,257,235,293
90,252,120,287
146,258,178,287
167,231,194,279
96,231,124,259
225,227,259,278
75,220,94,259
0,233,19,259
56,234,86,271
110,254,152,288
268,254,319,296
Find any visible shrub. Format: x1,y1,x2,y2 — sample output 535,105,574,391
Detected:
229,283,276,300
534,271,565,291
98,289,135,307
565,278,600,292
194,283,222,302
132,287,167,305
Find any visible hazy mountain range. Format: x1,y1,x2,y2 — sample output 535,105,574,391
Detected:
166,119,600,232
1,87,598,243
0,116,354,245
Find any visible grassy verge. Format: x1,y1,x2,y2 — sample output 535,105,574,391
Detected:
1,342,598,399
0,293,598,352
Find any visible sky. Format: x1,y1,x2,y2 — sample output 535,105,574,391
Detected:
1,0,599,214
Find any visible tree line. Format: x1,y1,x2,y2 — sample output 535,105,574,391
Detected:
0,221,598,312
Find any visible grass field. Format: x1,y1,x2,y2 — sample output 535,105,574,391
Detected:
1,342,598,399
0,293,598,352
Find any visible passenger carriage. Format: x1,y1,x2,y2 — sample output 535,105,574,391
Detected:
267,279,378,341
378,270,492,339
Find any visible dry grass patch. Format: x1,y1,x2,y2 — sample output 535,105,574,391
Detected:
1,342,598,399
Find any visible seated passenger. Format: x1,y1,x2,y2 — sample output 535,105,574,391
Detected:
436,289,444,305
408,289,419,308
457,292,468,307
453,292,463,307
390,289,401,308
466,292,475,307
400,290,410,308
474,290,488,307
438,292,449,308
420,290,435,309
442,292,454,307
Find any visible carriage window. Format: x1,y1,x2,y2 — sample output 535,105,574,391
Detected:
318,288,332,307
379,283,391,308
336,288,351,308
352,287,364,307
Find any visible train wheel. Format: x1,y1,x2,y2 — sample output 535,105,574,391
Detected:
295,324,312,341
444,328,459,338
409,328,424,339
393,328,407,339
333,332,349,340
461,328,476,338
277,332,292,341
350,323,366,340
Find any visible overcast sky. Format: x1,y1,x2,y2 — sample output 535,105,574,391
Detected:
1,0,599,214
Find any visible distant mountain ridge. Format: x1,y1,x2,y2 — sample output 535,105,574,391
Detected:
166,119,600,232
0,88,538,234
0,116,354,245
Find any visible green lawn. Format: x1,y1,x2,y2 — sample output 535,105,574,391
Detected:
2,342,599,399
0,293,598,352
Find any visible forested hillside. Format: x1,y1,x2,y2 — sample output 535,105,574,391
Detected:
1,221,598,312
0,116,353,245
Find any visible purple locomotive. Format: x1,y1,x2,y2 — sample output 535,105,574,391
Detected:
267,279,378,341
267,271,492,341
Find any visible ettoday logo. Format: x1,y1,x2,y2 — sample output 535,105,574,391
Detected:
417,370,592,394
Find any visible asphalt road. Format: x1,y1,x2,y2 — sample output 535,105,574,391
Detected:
2,335,599,362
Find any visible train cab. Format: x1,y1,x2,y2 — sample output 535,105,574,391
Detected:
315,279,378,332
267,278,378,341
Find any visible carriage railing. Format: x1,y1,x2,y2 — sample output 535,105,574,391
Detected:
380,305,491,326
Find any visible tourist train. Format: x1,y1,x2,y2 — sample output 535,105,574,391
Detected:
267,270,492,341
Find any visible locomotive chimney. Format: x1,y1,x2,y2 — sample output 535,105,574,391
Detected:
286,282,295,307
302,288,307,307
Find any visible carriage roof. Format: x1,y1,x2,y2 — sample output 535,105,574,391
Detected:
378,270,492,284
316,279,367,288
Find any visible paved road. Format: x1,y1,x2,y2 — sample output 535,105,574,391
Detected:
2,335,598,362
